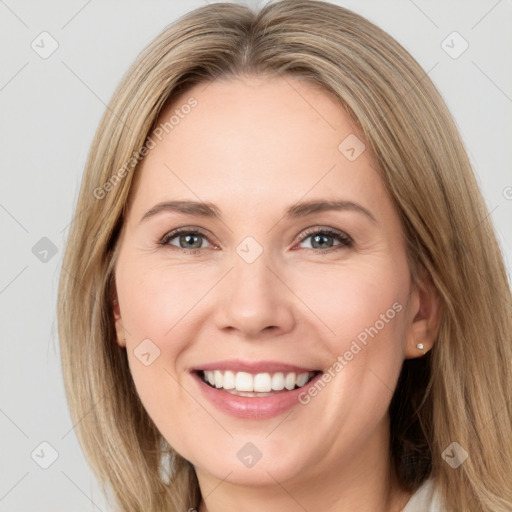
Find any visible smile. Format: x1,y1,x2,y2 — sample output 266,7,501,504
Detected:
199,370,318,395
191,361,323,419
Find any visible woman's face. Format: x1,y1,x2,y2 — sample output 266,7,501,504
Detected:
113,75,432,490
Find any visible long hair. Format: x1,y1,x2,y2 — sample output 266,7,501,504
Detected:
57,1,512,510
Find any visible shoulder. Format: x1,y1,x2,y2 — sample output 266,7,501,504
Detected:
401,478,444,512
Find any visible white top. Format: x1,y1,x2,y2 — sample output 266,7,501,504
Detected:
401,478,443,511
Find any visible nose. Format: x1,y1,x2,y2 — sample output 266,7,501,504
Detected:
213,250,296,339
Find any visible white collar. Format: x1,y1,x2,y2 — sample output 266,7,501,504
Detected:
401,478,443,511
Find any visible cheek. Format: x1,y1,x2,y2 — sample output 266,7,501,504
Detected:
290,257,408,349
291,261,409,439
114,262,187,414
119,261,208,342
124,354,205,463
292,257,410,419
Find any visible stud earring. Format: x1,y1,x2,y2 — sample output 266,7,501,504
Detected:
417,343,424,350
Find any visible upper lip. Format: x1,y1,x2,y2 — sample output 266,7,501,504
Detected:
192,359,321,374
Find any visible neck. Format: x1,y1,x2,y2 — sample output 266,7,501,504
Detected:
195,415,412,512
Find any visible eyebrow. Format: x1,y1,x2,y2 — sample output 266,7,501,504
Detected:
139,199,377,224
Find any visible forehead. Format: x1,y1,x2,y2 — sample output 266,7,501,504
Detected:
126,75,389,221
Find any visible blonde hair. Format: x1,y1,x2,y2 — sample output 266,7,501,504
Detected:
57,1,512,510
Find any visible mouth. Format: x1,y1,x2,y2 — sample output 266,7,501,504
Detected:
195,369,322,397
190,360,324,418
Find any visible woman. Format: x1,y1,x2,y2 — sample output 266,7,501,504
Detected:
57,1,512,511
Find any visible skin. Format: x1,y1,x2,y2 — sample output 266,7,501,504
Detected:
112,75,441,512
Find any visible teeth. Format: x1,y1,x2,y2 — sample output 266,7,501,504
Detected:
271,372,285,390
254,373,272,392
296,372,309,387
285,372,296,390
235,372,253,392
214,370,223,388
201,370,314,392
223,370,235,390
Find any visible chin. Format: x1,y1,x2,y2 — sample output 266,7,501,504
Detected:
185,436,314,488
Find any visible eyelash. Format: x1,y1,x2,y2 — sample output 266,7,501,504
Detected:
158,226,353,255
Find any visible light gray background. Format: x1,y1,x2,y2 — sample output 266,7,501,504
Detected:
1,0,511,510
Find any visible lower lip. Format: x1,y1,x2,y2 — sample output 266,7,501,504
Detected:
191,371,323,419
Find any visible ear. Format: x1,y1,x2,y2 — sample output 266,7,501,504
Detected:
404,272,442,359
112,287,127,348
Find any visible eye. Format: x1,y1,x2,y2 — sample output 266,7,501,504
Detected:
159,228,214,252
158,226,353,254
296,227,353,252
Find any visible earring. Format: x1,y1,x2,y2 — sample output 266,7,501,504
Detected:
417,343,424,350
